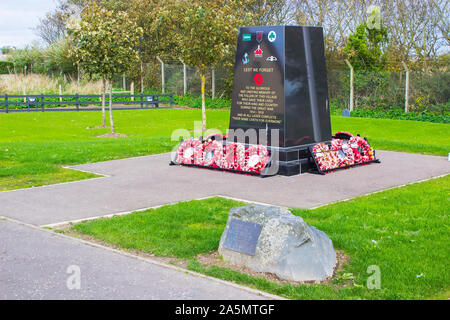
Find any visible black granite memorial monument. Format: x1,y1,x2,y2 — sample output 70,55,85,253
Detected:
229,26,332,175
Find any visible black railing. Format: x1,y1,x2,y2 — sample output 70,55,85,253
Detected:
0,93,174,113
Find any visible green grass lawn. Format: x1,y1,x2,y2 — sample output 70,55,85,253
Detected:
69,175,450,300
0,109,448,191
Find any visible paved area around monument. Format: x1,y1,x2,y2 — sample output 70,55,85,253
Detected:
0,150,448,300
0,150,448,226
0,218,272,300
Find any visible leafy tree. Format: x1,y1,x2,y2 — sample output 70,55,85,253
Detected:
239,0,293,25
43,38,77,75
123,0,178,93
35,0,125,45
344,21,389,71
68,1,143,133
7,45,45,74
161,0,247,134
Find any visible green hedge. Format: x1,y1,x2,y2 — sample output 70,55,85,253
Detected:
143,90,231,109
350,107,449,123
0,61,13,74
173,94,230,109
330,103,449,123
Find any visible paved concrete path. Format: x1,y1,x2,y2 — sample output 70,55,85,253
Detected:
0,218,270,300
0,151,448,226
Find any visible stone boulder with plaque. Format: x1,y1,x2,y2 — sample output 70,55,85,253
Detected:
218,204,337,282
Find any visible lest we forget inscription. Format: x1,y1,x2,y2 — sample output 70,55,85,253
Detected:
223,219,262,256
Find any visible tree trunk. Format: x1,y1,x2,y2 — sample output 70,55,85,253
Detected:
201,73,206,135
109,81,115,134
101,78,106,127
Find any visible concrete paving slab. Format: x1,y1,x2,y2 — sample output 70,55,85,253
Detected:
0,151,448,226
0,219,270,300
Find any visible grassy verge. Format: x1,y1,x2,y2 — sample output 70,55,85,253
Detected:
0,109,448,191
69,175,450,300
331,116,450,156
0,162,98,191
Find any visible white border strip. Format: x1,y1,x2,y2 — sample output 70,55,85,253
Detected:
215,195,285,208
2,216,285,300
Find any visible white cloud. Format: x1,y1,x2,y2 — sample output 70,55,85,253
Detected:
0,0,58,48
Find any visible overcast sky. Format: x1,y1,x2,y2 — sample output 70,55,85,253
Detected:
0,0,57,48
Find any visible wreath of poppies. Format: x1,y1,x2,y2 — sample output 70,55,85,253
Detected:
176,138,197,164
201,140,223,167
349,136,375,163
244,145,270,173
312,133,376,173
312,143,338,171
175,137,271,174
331,138,355,166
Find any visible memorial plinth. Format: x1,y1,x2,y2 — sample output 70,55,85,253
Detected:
229,26,332,175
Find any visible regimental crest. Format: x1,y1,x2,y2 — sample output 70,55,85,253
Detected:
242,52,249,65
256,31,263,43
268,30,276,42
254,45,263,58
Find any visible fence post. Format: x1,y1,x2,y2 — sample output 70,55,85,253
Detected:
140,61,144,93
211,68,215,99
345,59,354,111
170,94,173,108
5,94,8,113
157,56,165,94
77,63,80,84
41,93,44,112
75,93,79,111
180,59,187,95
401,61,409,113
140,93,143,108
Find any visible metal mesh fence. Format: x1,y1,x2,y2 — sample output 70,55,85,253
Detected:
72,61,449,114
328,69,448,112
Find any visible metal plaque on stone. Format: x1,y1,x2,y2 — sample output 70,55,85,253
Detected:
223,219,262,256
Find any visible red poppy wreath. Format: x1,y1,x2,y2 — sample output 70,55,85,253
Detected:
244,145,270,173
201,140,223,167
176,138,197,164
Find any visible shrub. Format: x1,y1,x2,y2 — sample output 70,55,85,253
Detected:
0,61,13,74
350,106,449,123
